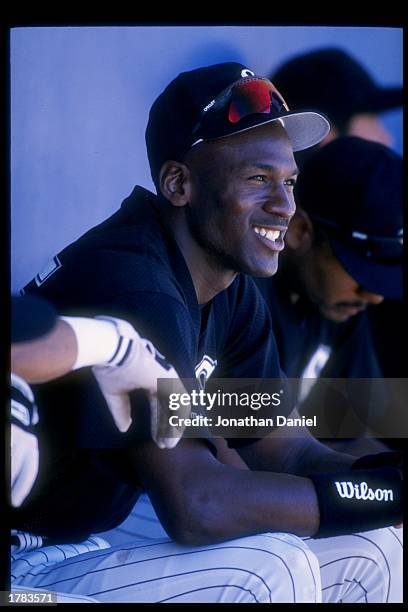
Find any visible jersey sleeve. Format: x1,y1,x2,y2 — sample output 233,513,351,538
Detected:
22,246,198,373
12,295,57,343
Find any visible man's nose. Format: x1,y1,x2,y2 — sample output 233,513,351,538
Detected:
357,287,385,305
262,187,296,220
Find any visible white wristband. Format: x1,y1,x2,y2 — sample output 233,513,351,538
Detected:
60,316,121,370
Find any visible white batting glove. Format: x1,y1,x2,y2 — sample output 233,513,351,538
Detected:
10,374,39,507
92,316,189,449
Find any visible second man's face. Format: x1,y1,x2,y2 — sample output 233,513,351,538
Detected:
297,240,384,322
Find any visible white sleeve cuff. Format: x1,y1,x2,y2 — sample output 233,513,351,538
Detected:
60,316,121,370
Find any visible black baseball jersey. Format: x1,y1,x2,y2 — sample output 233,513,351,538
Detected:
255,276,407,451
255,274,389,441
15,185,283,539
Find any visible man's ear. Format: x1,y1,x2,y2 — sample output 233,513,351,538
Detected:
159,161,192,207
285,208,314,252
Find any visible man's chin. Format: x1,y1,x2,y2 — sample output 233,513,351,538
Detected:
252,269,279,278
248,257,280,278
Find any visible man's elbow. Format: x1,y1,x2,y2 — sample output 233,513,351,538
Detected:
156,488,225,546
167,524,207,546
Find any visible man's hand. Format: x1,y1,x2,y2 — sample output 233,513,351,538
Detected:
92,316,190,449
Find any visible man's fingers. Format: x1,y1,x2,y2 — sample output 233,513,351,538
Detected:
94,354,191,446
104,393,132,432
150,392,187,449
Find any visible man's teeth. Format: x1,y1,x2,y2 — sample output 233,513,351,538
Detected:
254,226,280,242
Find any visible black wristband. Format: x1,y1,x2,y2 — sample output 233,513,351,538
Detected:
352,451,402,471
309,466,402,538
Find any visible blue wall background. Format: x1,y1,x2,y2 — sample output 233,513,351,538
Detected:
11,26,403,291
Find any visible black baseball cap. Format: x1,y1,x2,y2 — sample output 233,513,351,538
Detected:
295,137,403,299
146,62,330,182
271,48,402,128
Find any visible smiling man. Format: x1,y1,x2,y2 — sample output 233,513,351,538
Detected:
162,121,297,291
15,63,402,603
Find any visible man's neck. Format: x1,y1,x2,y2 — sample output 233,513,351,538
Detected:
275,255,301,295
164,211,237,305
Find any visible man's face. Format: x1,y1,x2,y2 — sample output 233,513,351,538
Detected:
183,122,298,277
317,113,393,149
296,239,384,322
346,113,393,147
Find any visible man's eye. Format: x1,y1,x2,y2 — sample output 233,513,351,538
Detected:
284,178,297,189
249,175,267,182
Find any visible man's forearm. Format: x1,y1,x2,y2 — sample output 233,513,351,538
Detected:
192,467,321,543
11,320,77,383
130,439,401,546
129,441,320,544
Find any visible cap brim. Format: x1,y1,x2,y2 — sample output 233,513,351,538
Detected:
363,87,403,114
203,110,331,152
329,236,402,300
280,111,331,151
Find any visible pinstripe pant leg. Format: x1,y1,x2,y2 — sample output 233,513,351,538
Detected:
304,527,403,603
11,532,321,603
